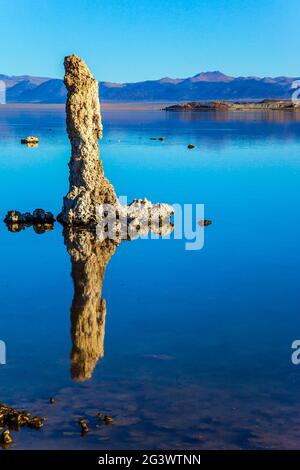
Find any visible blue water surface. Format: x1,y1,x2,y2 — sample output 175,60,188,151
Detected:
0,106,299,449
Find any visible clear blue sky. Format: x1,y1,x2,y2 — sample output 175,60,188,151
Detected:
1,0,299,81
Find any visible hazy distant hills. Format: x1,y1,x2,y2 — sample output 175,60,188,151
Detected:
1,71,298,103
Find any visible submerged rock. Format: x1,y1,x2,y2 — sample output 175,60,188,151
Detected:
58,54,117,227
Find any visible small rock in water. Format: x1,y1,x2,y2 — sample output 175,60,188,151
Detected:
0,429,13,447
32,209,55,224
104,415,113,425
198,219,212,227
28,416,46,429
49,397,56,405
187,144,195,149
7,413,24,430
78,419,89,434
4,410,31,430
96,413,113,425
4,210,26,224
21,136,39,145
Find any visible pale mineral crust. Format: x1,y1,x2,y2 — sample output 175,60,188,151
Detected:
58,54,117,227
96,198,174,242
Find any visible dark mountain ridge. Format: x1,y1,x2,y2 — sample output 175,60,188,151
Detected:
1,71,299,103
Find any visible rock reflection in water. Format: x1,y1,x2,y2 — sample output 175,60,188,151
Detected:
64,218,174,382
63,227,118,382
4,215,173,384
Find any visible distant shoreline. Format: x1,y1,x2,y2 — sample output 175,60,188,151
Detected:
0,99,299,112
164,99,299,112
0,102,172,111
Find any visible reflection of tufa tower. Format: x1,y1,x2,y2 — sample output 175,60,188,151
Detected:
63,227,117,381
57,54,173,382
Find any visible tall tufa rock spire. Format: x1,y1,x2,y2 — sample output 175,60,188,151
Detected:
58,54,117,227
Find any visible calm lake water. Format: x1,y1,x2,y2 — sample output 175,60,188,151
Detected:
0,106,300,449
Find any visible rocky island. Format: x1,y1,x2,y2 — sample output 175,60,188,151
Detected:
163,99,300,112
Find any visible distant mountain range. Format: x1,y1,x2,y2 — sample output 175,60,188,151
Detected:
1,71,299,103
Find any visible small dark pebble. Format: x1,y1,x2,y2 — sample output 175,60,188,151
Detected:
198,219,212,227
104,415,113,425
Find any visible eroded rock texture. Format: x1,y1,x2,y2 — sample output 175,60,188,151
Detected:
58,54,117,227
63,227,117,381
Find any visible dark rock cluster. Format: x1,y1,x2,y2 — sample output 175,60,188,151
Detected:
0,403,46,448
4,209,55,233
